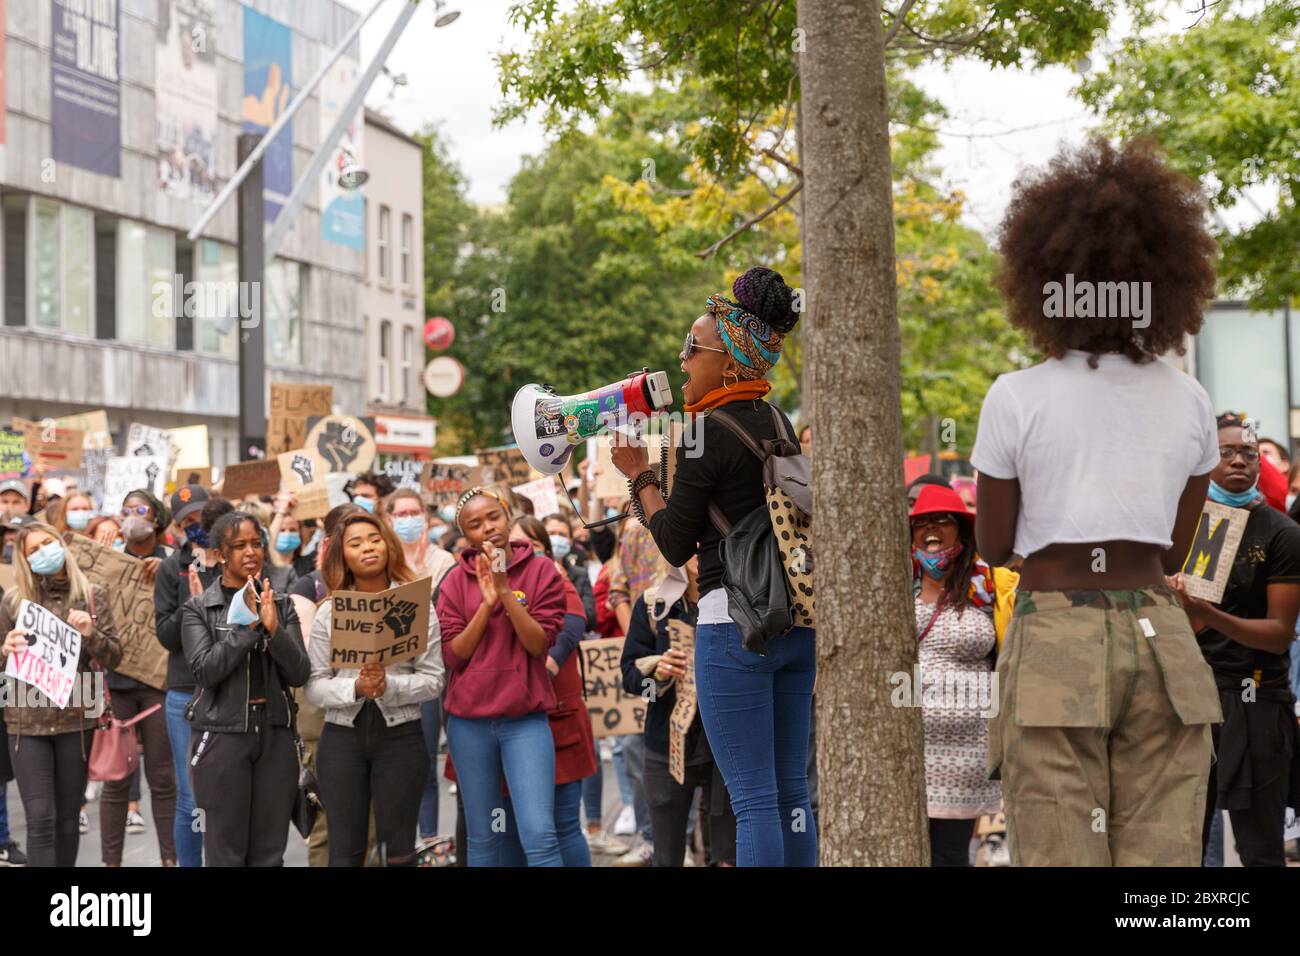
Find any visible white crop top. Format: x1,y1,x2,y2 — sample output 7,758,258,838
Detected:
970,351,1219,559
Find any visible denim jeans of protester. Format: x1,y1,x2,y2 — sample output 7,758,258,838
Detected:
500,779,591,867
165,689,204,867
419,698,443,839
694,621,817,867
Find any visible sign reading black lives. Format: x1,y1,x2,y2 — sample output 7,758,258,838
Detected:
329,577,431,668
1180,501,1249,604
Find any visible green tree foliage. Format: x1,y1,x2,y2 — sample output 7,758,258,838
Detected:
1078,1,1299,308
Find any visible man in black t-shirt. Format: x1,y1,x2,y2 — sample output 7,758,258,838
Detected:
1172,413,1300,866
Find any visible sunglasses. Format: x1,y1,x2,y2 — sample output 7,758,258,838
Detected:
120,504,153,518
682,331,728,360
911,514,957,531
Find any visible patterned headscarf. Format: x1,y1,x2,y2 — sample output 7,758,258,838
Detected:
454,487,511,529
706,294,785,381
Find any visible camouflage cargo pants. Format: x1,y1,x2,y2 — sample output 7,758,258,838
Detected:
988,587,1221,866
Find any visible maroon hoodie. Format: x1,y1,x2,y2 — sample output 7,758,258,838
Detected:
437,538,567,720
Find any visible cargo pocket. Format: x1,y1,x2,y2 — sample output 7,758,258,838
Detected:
986,613,1019,780
1012,608,1109,727
1138,606,1222,725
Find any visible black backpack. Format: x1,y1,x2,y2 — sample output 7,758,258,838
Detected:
706,404,814,655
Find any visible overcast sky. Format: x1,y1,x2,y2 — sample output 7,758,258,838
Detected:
350,0,1265,237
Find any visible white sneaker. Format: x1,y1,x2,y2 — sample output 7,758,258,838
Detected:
448,782,457,795
126,810,146,834
79,811,89,834
612,840,654,867
613,804,636,836
585,831,628,855
984,834,1011,867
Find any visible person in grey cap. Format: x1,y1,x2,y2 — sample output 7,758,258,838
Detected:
0,479,29,517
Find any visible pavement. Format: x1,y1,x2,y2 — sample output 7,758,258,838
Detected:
2,749,636,867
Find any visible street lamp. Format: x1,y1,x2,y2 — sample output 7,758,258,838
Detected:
433,2,460,27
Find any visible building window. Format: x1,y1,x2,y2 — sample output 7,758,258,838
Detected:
28,198,92,335
265,257,303,367
378,205,391,281
362,198,369,282
401,325,413,404
401,214,413,288
116,219,174,347
195,240,239,358
4,197,26,327
378,319,392,401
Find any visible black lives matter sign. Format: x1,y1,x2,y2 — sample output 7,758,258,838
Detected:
329,577,432,668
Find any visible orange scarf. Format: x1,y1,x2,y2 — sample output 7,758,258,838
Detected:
683,379,771,414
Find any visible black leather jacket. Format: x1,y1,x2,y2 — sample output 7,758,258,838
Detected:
180,578,309,733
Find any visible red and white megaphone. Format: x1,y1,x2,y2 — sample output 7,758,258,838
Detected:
511,370,674,475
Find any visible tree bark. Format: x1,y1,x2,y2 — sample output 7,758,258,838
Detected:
797,0,928,865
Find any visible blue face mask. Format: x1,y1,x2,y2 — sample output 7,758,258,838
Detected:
439,506,456,524
1208,480,1260,508
549,535,572,560
393,516,425,544
913,543,962,580
66,509,93,531
276,532,301,553
604,507,620,520
226,580,259,626
353,496,376,514
112,539,125,552
29,541,67,576
184,524,210,548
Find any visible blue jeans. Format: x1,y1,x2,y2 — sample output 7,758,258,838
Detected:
446,712,562,867
500,780,591,867
582,769,603,828
0,782,9,845
419,699,442,839
165,689,204,868
694,622,817,867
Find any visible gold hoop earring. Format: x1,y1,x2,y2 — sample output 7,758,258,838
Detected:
722,371,738,390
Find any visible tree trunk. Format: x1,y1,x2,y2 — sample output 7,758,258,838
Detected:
797,0,928,865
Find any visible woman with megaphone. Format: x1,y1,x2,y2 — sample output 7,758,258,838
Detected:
611,266,814,867
436,488,569,866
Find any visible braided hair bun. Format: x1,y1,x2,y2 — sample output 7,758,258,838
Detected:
732,266,799,334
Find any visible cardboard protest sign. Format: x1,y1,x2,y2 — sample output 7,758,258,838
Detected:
666,619,697,786
512,476,560,517
269,383,333,455
324,472,352,508
305,415,376,474
381,457,425,490
581,637,646,738
1180,502,1250,604
4,599,82,708
476,447,532,486
65,536,168,691
175,466,212,489
220,459,282,500
278,449,331,520
12,418,84,471
329,577,432,668
125,423,175,466
79,446,115,506
103,456,168,516
54,410,111,449
424,463,471,507
0,429,26,479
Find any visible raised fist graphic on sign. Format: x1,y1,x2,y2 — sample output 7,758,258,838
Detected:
318,420,363,472
381,600,419,639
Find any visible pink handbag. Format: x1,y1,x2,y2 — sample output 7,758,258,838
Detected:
84,587,162,782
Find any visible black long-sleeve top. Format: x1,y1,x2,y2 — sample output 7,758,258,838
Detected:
154,542,222,694
647,399,793,595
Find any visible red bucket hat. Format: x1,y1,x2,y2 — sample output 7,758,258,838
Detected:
909,484,972,523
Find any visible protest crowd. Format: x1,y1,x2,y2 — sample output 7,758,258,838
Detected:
0,139,1298,869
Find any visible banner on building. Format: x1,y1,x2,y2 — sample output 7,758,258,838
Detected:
51,0,121,177
241,7,292,221
156,0,218,202
319,56,364,249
